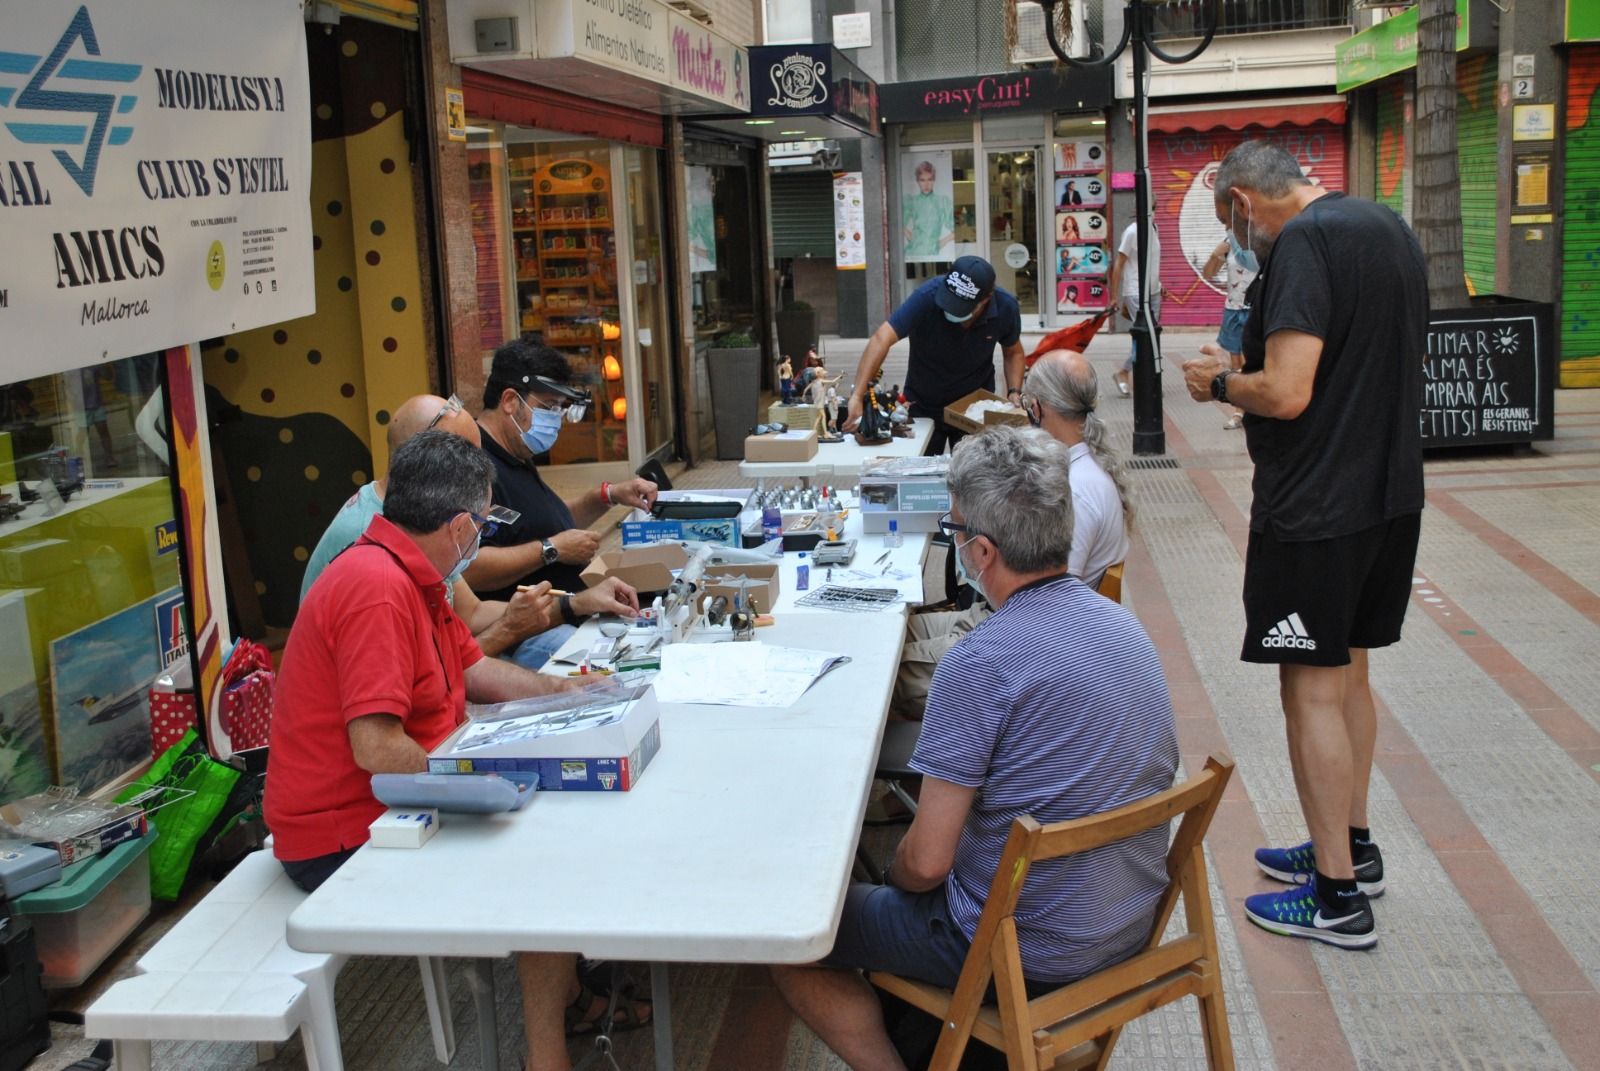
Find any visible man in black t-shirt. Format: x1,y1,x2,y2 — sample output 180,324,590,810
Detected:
1181,140,1427,953
463,339,658,668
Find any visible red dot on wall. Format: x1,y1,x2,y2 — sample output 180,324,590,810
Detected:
340,383,355,398
365,250,381,266
380,158,395,174
273,330,288,345
261,389,275,403
382,337,398,353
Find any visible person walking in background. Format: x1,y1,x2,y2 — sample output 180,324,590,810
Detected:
1108,210,1164,398
1181,139,1427,951
1201,228,1259,429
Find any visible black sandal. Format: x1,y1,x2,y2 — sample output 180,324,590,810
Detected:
564,978,652,1037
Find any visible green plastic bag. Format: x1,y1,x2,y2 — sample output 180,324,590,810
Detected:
117,729,241,900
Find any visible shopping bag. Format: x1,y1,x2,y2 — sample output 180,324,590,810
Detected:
116,730,241,901
148,658,198,758
210,640,275,757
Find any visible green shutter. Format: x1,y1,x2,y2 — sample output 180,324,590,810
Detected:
1561,46,1600,386
1457,55,1497,297
1375,77,1407,219
769,171,836,259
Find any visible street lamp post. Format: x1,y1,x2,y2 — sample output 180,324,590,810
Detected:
1027,0,1218,455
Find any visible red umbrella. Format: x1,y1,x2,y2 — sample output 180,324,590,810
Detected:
1025,310,1111,367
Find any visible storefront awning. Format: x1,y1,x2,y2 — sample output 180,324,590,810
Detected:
1148,97,1346,135
447,0,749,117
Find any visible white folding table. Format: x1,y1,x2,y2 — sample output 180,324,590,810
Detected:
737,417,935,486
286,611,911,1070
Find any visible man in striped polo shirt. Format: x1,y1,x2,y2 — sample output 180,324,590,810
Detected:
772,427,1178,1071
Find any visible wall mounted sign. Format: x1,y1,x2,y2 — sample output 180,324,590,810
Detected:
1513,103,1555,141
0,0,313,377
878,67,1113,122
745,45,879,136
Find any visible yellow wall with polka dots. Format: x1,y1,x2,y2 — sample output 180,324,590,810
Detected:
202,20,433,628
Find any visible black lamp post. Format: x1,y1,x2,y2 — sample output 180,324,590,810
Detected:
1027,0,1218,455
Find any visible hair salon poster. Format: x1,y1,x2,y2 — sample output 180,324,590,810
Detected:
0,0,313,378
901,150,954,262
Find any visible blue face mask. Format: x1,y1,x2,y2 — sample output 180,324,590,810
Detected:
516,396,564,454
1227,230,1259,274
453,520,483,578
954,534,987,601
944,310,974,324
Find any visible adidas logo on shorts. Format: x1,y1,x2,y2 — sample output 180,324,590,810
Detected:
1261,613,1317,651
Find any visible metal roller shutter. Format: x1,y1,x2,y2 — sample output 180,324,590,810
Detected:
769,171,836,259
1149,121,1346,327
1375,76,1409,220
1561,45,1600,387
1457,55,1497,297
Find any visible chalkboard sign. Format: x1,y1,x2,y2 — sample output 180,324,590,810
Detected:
1422,302,1555,448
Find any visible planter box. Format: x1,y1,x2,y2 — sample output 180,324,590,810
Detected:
708,346,762,460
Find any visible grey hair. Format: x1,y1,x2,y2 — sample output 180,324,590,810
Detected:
947,425,1073,574
1024,358,1135,530
384,430,494,534
1214,140,1311,203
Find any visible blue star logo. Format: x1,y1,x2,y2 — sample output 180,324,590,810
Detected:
0,5,142,196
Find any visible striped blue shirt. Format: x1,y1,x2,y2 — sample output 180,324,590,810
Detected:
911,575,1178,982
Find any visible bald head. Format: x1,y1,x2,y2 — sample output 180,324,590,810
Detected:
1027,349,1095,414
387,394,482,453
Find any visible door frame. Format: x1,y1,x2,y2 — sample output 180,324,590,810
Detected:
980,141,1047,333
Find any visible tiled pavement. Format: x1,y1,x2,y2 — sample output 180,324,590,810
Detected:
36,329,1600,1069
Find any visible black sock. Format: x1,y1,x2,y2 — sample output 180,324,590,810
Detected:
1313,871,1361,913
1350,826,1373,856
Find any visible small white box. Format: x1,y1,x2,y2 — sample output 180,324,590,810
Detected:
368,808,439,848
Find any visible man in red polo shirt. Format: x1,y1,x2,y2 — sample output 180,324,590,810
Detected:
266,430,637,1070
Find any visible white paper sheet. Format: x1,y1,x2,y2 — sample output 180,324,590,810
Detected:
652,643,850,708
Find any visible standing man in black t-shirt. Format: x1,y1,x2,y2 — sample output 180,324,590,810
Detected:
843,256,1026,455
1181,140,1427,952
463,339,658,668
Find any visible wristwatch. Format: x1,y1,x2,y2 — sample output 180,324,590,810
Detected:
558,593,579,625
540,540,560,567
1210,371,1234,403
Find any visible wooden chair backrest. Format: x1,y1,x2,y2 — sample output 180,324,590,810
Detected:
1095,561,1124,603
930,754,1235,1070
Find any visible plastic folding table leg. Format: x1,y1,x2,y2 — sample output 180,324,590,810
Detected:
113,1040,153,1071
466,958,500,1071
650,962,674,1071
419,955,456,1064
299,972,346,1071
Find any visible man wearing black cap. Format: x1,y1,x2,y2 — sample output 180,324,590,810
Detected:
844,255,1026,454
462,338,658,668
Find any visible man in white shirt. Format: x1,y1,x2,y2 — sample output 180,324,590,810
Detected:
892,349,1132,715
1108,216,1164,397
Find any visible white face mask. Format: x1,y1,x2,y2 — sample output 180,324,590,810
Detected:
453,516,484,576
953,532,987,601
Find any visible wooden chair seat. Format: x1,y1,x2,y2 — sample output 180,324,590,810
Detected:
870,756,1236,1071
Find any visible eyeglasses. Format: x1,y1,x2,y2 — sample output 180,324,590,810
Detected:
526,393,591,424
749,422,789,435
467,505,521,540
937,511,983,540
425,394,465,431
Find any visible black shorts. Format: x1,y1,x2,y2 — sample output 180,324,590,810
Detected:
1241,512,1421,667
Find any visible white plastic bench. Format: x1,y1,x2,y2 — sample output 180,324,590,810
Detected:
85,849,456,1070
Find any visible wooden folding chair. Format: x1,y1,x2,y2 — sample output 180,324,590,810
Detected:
871,755,1236,1071
1095,561,1124,604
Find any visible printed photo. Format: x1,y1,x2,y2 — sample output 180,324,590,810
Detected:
901,150,955,263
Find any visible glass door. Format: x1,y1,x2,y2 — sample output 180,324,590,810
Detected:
985,147,1042,325
622,146,675,461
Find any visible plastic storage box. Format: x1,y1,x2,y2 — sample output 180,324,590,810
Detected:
13,828,156,988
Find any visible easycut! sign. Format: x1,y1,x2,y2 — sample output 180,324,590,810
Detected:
0,0,313,378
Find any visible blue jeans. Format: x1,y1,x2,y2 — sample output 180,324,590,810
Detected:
504,624,578,671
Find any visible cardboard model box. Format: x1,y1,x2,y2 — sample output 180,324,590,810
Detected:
768,401,825,435
580,544,689,594
744,428,819,462
622,518,740,548
943,389,1028,436
699,562,781,616
859,456,951,534
429,685,662,792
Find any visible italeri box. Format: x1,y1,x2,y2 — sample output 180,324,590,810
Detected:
428,684,661,792
859,456,951,534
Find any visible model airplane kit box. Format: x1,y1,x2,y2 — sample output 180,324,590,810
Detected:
428,684,661,792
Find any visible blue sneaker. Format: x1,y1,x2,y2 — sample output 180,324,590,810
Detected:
1255,839,1385,897
1244,882,1376,950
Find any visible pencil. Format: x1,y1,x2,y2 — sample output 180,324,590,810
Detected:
517,585,571,596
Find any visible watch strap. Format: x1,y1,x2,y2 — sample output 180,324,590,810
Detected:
558,594,578,625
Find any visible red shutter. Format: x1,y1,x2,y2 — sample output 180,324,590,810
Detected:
462,69,666,149
1146,120,1346,327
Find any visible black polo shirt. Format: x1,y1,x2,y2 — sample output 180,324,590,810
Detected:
889,278,1023,419
476,424,585,601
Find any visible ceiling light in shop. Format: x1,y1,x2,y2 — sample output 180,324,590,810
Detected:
612,396,628,420
745,119,775,126
1090,119,1106,126
780,130,804,135
804,136,827,141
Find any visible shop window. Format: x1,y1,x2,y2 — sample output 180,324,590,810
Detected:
1051,115,1112,326
900,148,977,288
0,356,183,804
468,124,628,465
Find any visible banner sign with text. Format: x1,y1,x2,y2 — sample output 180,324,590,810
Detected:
0,0,313,379
1422,302,1555,448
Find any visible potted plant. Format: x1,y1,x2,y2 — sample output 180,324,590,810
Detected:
776,300,817,368
707,330,762,460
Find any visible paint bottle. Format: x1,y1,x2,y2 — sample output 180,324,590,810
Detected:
796,553,810,592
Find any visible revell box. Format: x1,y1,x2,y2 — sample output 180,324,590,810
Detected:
581,544,689,594
744,428,819,462
943,389,1028,436
429,687,662,792
622,517,740,548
